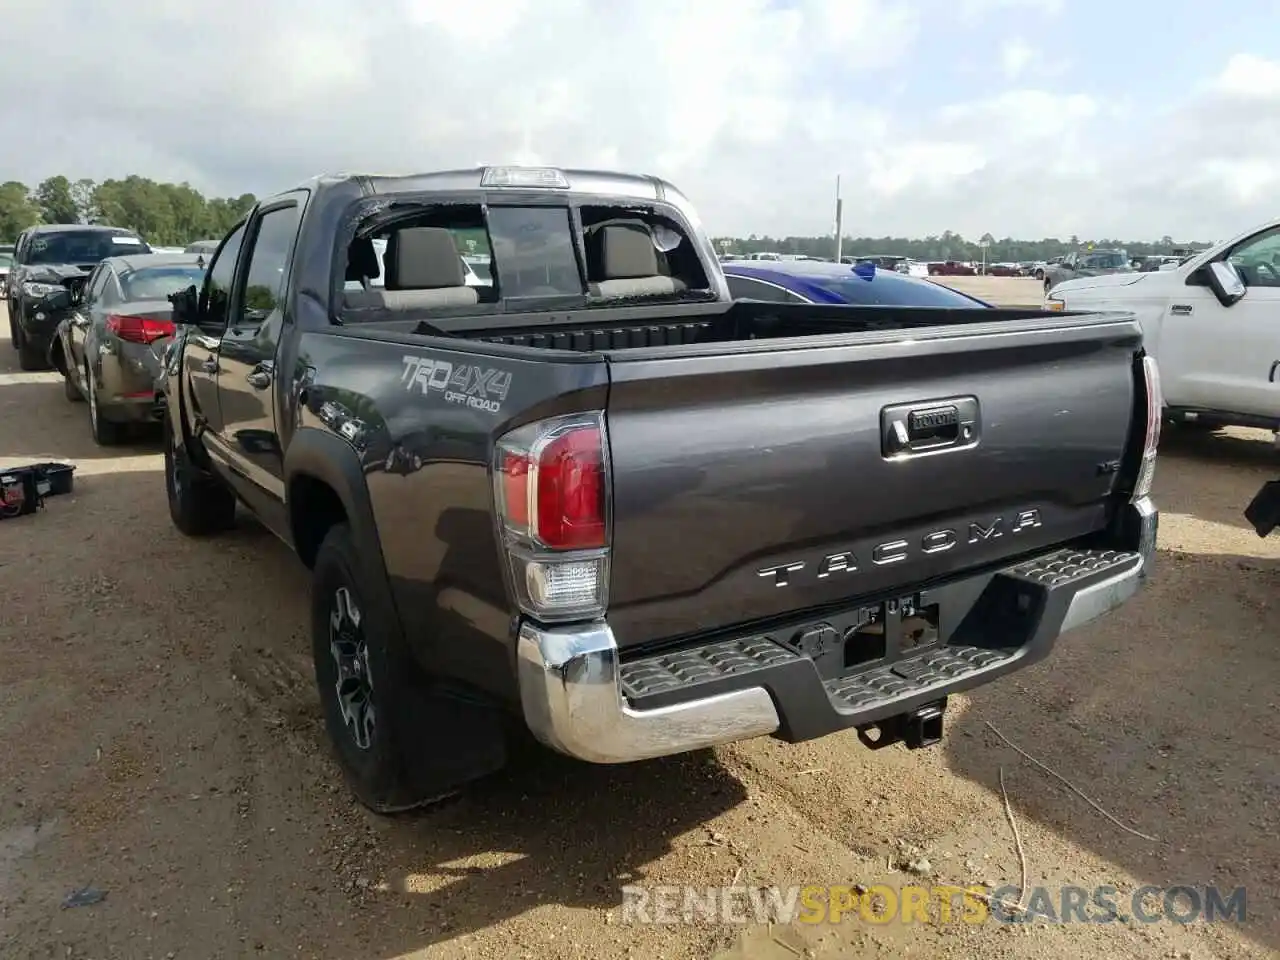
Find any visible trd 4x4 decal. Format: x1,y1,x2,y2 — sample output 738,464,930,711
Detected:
400,354,513,413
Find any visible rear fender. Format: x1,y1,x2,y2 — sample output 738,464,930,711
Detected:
284,428,401,645
48,325,69,376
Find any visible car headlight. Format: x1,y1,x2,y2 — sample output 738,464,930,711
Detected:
22,281,61,299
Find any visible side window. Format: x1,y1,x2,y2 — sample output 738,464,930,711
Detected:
236,205,302,321
1226,228,1280,288
85,266,110,303
203,222,247,331
727,276,801,302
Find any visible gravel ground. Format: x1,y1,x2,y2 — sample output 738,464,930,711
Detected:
1,307,1278,960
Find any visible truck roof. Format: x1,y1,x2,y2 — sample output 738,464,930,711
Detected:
26,223,139,235
286,166,689,206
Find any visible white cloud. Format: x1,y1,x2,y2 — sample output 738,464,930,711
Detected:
0,3,1276,243
1210,53,1280,99
1000,39,1036,80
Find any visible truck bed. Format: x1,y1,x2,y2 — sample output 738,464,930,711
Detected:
338,300,1144,649
353,299,1101,357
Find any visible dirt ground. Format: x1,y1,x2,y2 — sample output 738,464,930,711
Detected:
930,275,1044,306
1,307,1278,960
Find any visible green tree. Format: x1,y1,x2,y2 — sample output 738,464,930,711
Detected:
34,176,80,224
0,182,41,240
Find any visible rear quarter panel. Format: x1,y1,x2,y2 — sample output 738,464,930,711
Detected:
289,328,609,700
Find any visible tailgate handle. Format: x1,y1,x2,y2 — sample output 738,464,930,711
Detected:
882,397,980,459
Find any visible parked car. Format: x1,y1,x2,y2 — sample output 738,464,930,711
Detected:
1136,255,1182,273
723,258,992,307
1044,217,1280,433
5,224,152,370
1041,249,1133,292
158,165,1156,814
0,249,11,298
49,253,206,445
927,261,977,276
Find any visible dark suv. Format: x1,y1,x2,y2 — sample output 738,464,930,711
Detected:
6,224,151,370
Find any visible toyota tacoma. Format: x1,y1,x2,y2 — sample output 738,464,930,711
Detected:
157,166,1161,812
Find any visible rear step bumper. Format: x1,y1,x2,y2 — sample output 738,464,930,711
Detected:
517,499,1156,764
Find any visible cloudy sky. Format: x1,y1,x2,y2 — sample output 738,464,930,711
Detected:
4,0,1278,241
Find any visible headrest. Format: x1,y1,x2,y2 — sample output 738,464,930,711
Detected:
386,227,466,289
600,223,659,279
345,237,380,283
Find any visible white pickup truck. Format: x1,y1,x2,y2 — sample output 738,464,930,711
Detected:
1045,218,1280,435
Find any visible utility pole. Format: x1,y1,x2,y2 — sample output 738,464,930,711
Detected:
833,176,844,263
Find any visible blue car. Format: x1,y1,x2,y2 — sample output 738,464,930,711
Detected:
722,258,991,308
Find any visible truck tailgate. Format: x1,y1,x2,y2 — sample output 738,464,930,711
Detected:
602,313,1141,647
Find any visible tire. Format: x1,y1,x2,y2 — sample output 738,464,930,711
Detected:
63,367,83,402
311,523,462,814
15,326,44,371
163,411,236,535
85,362,126,444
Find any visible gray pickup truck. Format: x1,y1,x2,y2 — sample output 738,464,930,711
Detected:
158,166,1160,812
1042,249,1135,293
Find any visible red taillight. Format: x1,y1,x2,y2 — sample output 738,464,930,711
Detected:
501,452,531,529
535,427,606,549
106,314,175,345
497,423,606,549
494,412,610,621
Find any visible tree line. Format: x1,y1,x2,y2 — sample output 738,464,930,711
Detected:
0,176,258,246
712,230,1213,264
0,174,1214,261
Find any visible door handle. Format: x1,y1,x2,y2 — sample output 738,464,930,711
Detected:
1269,360,1279,383
200,357,218,374
882,396,981,458
246,360,274,390
1170,304,1193,316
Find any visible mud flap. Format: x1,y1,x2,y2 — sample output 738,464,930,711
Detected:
1245,480,1280,538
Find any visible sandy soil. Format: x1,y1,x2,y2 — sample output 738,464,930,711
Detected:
931,275,1045,305
1,307,1277,959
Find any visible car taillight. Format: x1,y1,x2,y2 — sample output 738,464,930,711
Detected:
494,411,610,621
1133,355,1162,501
106,314,175,345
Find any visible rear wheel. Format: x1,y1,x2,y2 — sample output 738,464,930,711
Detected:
312,523,477,813
163,411,235,535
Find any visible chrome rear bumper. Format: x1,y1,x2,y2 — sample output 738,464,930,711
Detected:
516,621,780,764
516,499,1156,765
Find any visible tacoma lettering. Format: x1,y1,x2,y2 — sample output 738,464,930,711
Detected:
758,509,1044,586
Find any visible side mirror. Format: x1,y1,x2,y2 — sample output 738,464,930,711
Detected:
169,285,200,325
1206,261,1246,306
